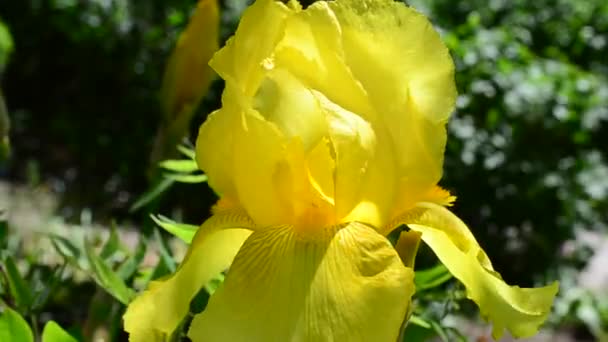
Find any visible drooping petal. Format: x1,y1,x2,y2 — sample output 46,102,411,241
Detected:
123,210,255,342
394,202,558,339
188,222,414,342
209,0,293,97
330,0,456,195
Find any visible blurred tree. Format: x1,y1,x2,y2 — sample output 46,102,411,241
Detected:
410,0,608,284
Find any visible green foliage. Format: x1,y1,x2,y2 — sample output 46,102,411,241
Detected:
41,320,78,342
1,0,607,340
0,307,33,342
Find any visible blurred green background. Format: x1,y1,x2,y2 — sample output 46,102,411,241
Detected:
0,0,607,341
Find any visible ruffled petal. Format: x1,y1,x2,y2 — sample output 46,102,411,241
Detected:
395,202,558,339
123,210,255,342
330,0,456,195
274,1,374,120
252,68,328,152
195,89,240,198
209,0,293,96
188,222,414,342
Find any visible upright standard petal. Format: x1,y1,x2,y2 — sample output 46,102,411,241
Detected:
274,1,374,120
195,92,239,199
209,0,292,96
123,210,255,342
188,222,414,342
395,202,558,339
330,0,456,194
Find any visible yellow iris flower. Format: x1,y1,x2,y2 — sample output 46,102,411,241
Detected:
124,0,558,341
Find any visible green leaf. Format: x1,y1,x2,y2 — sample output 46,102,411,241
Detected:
162,173,207,183
158,159,199,173
99,223,121,261
0,218,7,251
49,234,86,270
116,238,147,280
84,240,134,305
408,315,432,329
150,214,198,243
176,144,196,160
0,20,14,70
2,256,33,311
129,177,174,212
41,321,77,342
0,307,33,342
414,264,453,291
153,228,176,273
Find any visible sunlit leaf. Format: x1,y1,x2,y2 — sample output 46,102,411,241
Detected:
84,240,134,305
0,307,33,342
176,144,196,160
162,173,208,183
41,320,78,342
159,159,199,173
151,214,198,243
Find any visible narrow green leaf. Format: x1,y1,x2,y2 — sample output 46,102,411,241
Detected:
84,240,134,305
0,307,33,342
49,235,86,270
176,144,196,160
0,219,7,250
31,264,66,312
153,228,176,273
158,159,199,173
41,320,77,342
429,320,450,342
129,177,174,212
3,256,33,311
408,315,432,329
99,223,121,261
414,264,453,291
162,173,207,183
150,214,198,244
116,237,147,280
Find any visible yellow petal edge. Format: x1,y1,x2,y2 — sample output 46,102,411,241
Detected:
397,202,558,339
123,210,254,342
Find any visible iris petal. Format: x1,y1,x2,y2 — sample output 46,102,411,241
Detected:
330,0,456,196
123,210,255,342
394,202,558,339
209,0,292,96
188,222,414,342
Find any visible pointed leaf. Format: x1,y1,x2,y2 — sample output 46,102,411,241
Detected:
150,215,198,244
414,264,453,291
129,178,174,212
41,320,78,342
3,256,33,310
84,240,134,305
159,159,200,173
0,307,33,342
162,173,207,183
